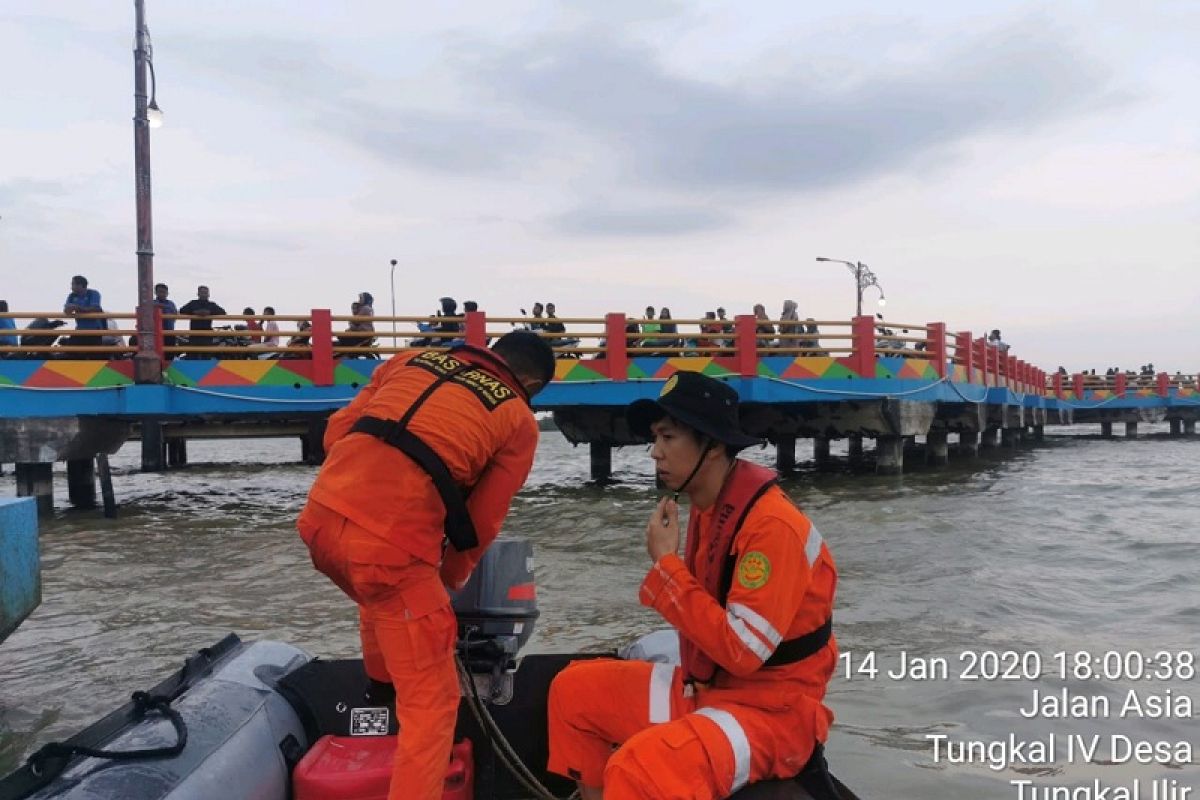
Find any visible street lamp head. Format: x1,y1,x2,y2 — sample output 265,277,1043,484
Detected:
815,257,831,262
390,259,398,267
146,99,164,129
877,295,887,308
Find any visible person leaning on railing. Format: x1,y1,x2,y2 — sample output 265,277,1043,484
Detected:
753,304,774,350
0,301,17,356
62,274,106,356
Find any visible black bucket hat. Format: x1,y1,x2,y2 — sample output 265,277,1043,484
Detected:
628,371,760,450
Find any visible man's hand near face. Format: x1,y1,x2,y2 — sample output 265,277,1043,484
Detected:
645,496,680,562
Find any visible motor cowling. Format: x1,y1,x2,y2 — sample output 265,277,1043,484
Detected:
450,538,539,683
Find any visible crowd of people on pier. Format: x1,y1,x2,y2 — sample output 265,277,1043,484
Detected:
3,276,1008,363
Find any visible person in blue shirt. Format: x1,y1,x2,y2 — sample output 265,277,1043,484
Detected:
63,274,105,352
155,282,179,350
0,300,17,353
154,283,178,329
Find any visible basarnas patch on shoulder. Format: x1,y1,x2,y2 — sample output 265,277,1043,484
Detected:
660,374,679,397
737,550,771,589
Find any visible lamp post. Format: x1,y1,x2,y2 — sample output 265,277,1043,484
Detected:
816,256,886,317
389,258,398,334
132,0,163,383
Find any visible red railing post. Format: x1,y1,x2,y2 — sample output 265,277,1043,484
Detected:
1072,373,1084,400
1017,360,1027,393
1157,372,1170,398
734,314,757,378
311,308,334,387
605,312,628,382
984,343,995,386
955,331,973,382
1115,372,1127,397
851,315,876,378
1053,372,1064,399
975,338,987,386
926,322,946,378
465,311,486,348
153,305,166,365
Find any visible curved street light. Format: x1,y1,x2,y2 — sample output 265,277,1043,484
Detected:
816,256,886,317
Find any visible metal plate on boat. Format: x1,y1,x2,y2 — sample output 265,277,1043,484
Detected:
349,706,390,735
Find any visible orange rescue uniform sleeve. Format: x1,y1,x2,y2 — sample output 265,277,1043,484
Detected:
439,413,539,590
639,511,813,678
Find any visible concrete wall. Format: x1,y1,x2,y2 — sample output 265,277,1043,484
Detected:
0,497,40,642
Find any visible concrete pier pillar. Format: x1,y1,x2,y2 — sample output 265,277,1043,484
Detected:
1169,419,1182,437
958,431,979,457
875,436,904,475
926,431,949,465
1032,425,1044,441
847,435,864,464
66,459,97,509
1125,421,1138,438
590,442,612,482
1100,421,1113,438
15,463,54,516
775,436,796,473
980,428,999,449
141,419,165,472
303,418,328,465
1001,428,1020,448
166,439,188,468
1185,420,1197,436
812,436,831,468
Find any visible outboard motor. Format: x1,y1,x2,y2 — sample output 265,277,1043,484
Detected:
451,538,538,704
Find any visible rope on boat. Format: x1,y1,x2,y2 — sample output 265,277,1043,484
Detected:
171,385,352,404
454,655,578,800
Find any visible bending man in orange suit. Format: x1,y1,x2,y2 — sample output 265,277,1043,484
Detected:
547,370,838,799
298,331,555,800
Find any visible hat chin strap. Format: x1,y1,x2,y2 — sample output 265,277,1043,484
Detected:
671,439,715,503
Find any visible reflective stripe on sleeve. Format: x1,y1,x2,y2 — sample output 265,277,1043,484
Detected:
725,611,774,661
805,524,824,566
648,662,674,724
726,602,782,646
694,707,752,793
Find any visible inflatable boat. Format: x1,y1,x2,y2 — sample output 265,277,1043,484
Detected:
0,541,858,800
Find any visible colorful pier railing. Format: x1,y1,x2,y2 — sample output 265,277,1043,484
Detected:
2,308,1197,497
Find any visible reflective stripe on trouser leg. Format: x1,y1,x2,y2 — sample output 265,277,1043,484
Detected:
547,659,684,787
648,662,675,724
694,707,753,794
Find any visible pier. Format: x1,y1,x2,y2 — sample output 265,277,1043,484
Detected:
1,308,1197,512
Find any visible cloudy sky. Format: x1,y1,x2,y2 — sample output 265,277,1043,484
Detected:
1,1,1197,371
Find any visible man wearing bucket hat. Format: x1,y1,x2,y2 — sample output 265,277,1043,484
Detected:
547,370,838,799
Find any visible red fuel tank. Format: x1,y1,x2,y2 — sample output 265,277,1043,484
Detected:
294,735,473,800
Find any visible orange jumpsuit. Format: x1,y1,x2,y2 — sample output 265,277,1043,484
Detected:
297,347,539,800
547,483,837,799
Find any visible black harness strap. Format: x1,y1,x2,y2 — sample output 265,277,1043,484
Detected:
763,616,833,667
349,359,479,551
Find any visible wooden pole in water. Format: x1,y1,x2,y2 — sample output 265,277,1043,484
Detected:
96,454,118,519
